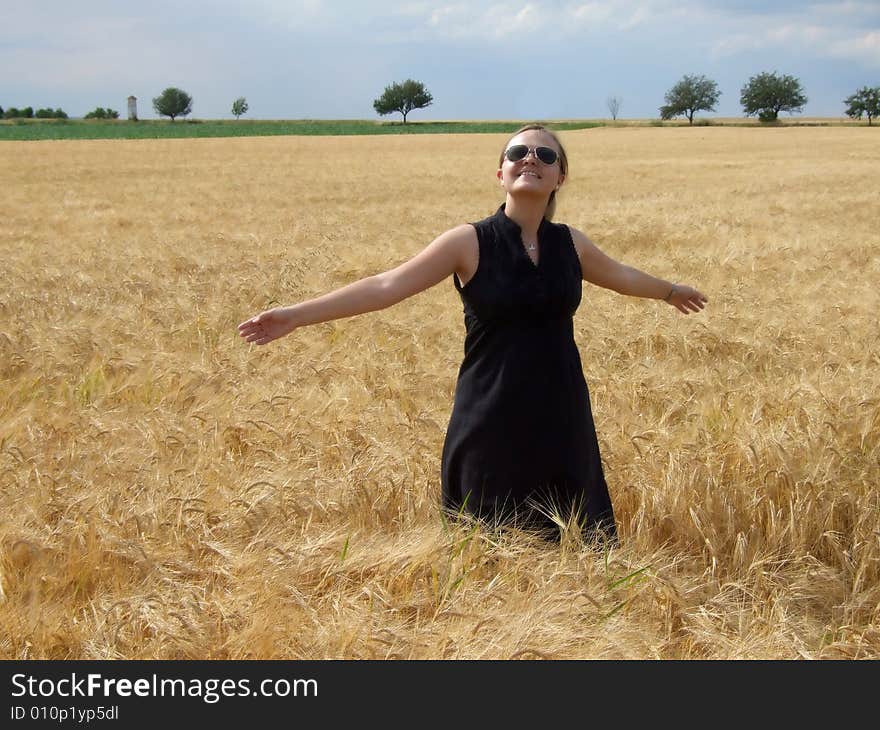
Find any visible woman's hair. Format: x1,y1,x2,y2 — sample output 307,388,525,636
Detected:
498,123,569,221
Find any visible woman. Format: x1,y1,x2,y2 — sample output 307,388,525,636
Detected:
238,124,708,543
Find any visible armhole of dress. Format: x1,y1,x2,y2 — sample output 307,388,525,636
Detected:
562,224,585,278
454,223,481,292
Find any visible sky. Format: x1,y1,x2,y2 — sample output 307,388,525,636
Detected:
2,0,878,120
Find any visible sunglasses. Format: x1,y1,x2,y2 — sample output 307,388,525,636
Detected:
503,144,559,165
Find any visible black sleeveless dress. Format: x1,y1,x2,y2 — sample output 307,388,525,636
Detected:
440,205,617,540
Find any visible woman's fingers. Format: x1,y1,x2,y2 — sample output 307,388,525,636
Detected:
238,315,269,343
673,292,707,314
238,315,263,330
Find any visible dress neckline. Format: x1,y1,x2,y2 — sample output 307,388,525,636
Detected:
495,204,548,269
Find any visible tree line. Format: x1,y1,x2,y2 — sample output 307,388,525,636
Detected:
2,106,68,119
617,71,879,126
1,105,119,120
371,75,879,126
374,74,880,125
4,74,878,125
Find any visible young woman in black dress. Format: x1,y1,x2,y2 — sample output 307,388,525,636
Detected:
238,124,708,543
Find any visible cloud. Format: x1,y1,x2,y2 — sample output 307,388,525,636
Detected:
683,0,879,68
2,0,876,118
711,23,829,57
420,3,549,40
827,29,880,66
393,1,688,41
569,1,665,31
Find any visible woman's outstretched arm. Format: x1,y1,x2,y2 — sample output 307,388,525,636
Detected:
238,224,477,345
569,227,708,315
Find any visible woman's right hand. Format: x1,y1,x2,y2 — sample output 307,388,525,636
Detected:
237,306,298,346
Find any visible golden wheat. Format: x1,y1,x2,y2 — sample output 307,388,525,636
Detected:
0,127,878,659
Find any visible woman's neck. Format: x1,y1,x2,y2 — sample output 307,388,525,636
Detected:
504,196,547,241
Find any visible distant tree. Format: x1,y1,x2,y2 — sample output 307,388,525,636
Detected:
843,86,880,126
373,79,433,124
84,107,120,119
3,106,50,119
5,107,32,118
740,71,807,122
607,95,622,121
152,87,193,121
0,105,3,117
659,74,721,125
232,97,249,119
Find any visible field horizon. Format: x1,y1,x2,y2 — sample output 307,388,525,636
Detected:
0,115,871,142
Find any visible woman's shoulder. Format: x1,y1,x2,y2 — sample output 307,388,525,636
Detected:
554,221,586,241
544,219,578,246
444,222,479,240
545,216,576,231
550,223,592,265
429,223,478,255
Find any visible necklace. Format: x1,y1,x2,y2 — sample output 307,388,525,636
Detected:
525,242,536,251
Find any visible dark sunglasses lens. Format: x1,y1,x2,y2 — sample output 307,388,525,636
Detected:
536,147,558,165
505,145,529,162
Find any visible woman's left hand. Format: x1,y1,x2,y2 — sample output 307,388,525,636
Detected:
666,284,708,314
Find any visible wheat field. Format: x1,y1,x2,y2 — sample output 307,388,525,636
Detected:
1,126,878,659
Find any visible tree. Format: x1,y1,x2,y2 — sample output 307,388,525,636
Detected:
152,87,193,121
84,107,119,119
659,74,721,125
607,95,622,121
740,71,806,122
36,108,68,118
373,79,433,124
232,97,249,119
844,86,880,126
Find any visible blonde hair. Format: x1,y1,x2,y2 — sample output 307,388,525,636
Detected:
498,123,569,221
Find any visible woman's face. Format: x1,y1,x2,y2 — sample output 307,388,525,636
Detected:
496,129,565,199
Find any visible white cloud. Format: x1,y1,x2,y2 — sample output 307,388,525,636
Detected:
568,0,662,31
702,1,880,67
827,29,880,66
485,3,546,38
571,2,616,24
418,2,547,39
393,1,685,40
